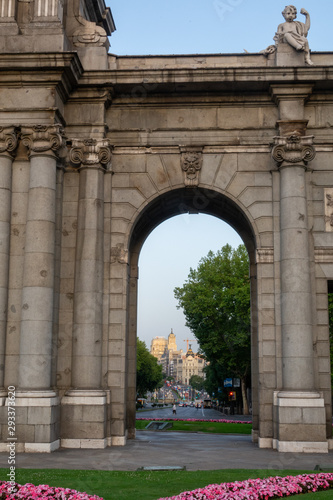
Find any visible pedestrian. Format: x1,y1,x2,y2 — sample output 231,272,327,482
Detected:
172,404,176,415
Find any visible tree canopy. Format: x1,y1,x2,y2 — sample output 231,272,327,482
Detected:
189,374,205,391
136,338,163,397
174,243,251,412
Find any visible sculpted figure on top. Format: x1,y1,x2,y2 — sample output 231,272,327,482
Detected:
275,5,313,65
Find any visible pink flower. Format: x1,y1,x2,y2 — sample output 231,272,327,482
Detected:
0,481,103,499
136,418,252,424
157,473,333,500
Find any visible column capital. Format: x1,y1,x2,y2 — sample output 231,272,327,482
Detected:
68,138,113,171
0,126,18,159
272,133,316,169
21,125,65,158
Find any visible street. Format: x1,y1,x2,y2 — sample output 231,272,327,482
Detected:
137,404,252,422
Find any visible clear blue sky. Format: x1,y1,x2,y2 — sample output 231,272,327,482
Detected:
105,1,332,351
107,1,333,56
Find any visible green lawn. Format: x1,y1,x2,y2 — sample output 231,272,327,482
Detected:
2,468,333,500
136,419,252,434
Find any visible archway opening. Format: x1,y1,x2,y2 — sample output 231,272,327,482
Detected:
127,187,258,438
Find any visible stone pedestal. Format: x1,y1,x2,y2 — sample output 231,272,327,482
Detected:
60,390,108,449
275,42,305,66
273,391,328,453
0,391,60,453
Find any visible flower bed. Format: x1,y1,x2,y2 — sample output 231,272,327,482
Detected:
157,473,333,499
0,481,103,499
137,417,252,424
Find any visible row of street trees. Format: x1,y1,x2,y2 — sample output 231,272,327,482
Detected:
136,244,251,412
174,244,251,414
136,339,163,397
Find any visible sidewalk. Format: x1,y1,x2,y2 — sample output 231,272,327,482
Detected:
0,431,331,472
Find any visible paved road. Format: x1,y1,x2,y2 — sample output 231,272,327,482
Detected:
0,431,330,472
136,405,252,422
0,407,330,472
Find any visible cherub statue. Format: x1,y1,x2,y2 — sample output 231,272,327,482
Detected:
275,5,313,65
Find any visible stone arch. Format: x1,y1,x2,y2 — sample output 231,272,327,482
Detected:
125,186,260,439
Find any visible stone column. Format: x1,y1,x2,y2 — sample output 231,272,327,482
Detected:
0,0,18,34
15,125,64,452
61,138,112,449
271,114,327,452
0,127,17,395
273,125,316,388
34,0,63,20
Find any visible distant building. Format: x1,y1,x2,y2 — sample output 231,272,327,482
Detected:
174,345,205,385
150,336,168,361
150,330,205,383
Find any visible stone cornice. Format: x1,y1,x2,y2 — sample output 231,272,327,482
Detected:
106,65,333,82
270,84,314,104
71,64,333,98
0,53,83,101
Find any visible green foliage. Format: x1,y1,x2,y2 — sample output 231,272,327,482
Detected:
136,339,163,397
189,374,205,391
174,244,251,406
203,362,228,397
135,419,252,434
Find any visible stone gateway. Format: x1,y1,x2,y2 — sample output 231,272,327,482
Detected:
0,1,332,453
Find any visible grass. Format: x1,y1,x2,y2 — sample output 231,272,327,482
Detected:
136,419,252,434
2,468,333,500
1,423,332,498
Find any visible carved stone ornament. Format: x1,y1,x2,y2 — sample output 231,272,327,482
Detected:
180,147,203,187
256,248,274,264
271,134,316,168
68,138,112,170
0,126,18,158
21,125,65,157
324,188,333,232
110,245,128,264
72,17,107,47
262,5,314,65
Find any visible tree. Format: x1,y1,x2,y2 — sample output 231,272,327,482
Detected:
174,244,251,414
136,339,163,397
189,374,205,391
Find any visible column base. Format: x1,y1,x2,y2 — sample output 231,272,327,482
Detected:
111,435,127,446
0,390,60,453
273,391,328,453
274,439,328,453
251,429,259,444
0,440,60,453
61,438,107,449
258,437,273,449
60,390,108,447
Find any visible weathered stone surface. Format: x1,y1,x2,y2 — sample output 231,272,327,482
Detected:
0,3,331,453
